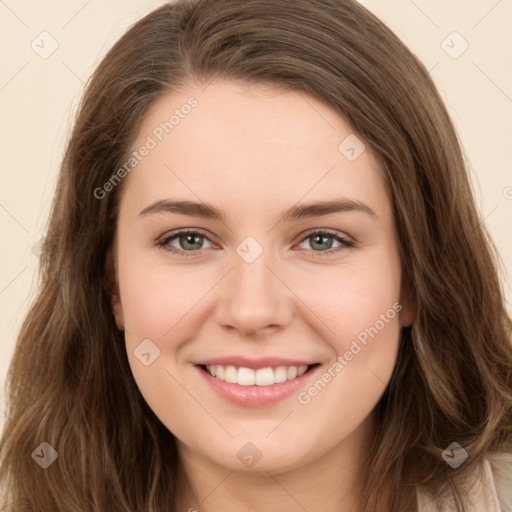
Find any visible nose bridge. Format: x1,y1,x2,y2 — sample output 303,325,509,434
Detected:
233,249,272,297
217,239,292,334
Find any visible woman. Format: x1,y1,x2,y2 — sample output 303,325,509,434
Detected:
1,0,511,510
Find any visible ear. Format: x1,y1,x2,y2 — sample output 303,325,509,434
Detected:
104,247,124,331
399,278,416,328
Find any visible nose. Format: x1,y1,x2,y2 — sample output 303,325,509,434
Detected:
215,250,293,337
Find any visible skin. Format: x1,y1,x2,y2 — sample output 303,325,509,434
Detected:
109,79,415,512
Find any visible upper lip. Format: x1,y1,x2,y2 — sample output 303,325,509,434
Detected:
195,356,318,370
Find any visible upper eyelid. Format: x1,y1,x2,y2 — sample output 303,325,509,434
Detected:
160,228,215,244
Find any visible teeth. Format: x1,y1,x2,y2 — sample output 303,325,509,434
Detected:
287,366,298,380
225,365,237,383
205,364,309,386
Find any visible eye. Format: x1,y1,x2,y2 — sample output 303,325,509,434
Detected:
157,229,213,256
296,229,354,256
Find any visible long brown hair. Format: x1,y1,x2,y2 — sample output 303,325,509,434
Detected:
1,1,511,510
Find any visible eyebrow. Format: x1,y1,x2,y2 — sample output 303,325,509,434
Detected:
138,197,378,222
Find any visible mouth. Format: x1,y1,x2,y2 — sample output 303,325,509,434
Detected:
197,363,320,386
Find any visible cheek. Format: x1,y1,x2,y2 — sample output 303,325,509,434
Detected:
302,262,402,347
117,254,219,403
295,268,402,437
117,249,208,340
118,265,194,419
295,256,403,414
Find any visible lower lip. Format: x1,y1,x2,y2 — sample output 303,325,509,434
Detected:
195,364,320,407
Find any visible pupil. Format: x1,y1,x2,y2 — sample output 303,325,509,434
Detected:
182,234,201,250
312,235,332,250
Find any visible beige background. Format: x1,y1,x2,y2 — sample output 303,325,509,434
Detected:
1,0,511,432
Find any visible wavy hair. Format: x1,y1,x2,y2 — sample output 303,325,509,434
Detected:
1,0,512,510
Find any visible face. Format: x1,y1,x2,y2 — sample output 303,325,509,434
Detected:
109,79,414,476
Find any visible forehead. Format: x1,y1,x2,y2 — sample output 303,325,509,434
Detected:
120,79,390,221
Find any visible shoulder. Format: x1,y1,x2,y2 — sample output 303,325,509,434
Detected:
417,453,512,512
487,452,512,511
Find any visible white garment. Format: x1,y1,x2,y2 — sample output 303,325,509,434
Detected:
416,457,506,511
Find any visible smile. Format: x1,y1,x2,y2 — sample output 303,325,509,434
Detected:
195,363,322,407
204,364,312,386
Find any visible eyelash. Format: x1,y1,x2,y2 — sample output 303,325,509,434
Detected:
156,229,355,258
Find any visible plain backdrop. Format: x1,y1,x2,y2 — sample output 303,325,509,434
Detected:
1,0,511,432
